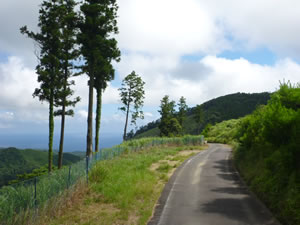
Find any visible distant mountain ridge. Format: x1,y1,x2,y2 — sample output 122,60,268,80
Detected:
134,92,271,138
0,147,84,187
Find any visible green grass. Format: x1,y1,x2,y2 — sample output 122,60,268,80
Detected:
47,145,206,225
0,136,204,225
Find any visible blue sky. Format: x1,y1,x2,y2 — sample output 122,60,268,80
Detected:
0,0,300,150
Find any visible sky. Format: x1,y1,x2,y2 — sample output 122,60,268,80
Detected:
0,0,300,150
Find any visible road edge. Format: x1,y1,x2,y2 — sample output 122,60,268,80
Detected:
147,150,206,225
229,148,282,225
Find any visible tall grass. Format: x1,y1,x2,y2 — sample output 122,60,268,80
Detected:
0,135,204,225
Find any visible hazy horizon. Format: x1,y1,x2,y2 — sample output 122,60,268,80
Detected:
0,132,123,152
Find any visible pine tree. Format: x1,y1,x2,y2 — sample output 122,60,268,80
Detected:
194,104,204,133
78,0,120,156
158,95,181,137
20,0,62,172
119,71,145,141
94,64,115,152
54,0,80,169
177,96,188,128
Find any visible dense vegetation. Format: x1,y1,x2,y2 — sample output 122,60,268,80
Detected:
0,148,83,187
204,83,300,225
134,92,270,138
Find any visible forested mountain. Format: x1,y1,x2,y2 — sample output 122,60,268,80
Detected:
134,92,271,138
0,148,83,187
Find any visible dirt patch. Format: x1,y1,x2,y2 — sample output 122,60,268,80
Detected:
177,149,202,156
150,149,202,178
150,160,177,172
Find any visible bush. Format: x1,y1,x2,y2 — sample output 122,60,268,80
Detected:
235,82,300,225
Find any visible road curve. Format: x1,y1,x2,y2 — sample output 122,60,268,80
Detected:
148,144,281,225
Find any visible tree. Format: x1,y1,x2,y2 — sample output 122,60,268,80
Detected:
158,95,181,137
177,96,188,128
21,0,63,172
54,0,80,169
94,64,117,152
194,104,204,133
119,71,145,141
78,0,120,156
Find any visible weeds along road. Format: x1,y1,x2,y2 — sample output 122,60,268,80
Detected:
148,144,281,225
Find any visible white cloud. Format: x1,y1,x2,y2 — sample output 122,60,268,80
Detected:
202,0,300,58
117,54,300,107
0,57,40,110
144,112,153,118
0,112,14,121
77,110,88,120
117,0,229,57
1,0,300,134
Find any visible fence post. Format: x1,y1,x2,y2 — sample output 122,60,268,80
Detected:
67,165,71,189
34,177,37,208
86,156,89,185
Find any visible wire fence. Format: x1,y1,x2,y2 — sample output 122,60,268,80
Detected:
0,135,204,225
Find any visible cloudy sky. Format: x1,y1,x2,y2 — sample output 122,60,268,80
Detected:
0,0,300,150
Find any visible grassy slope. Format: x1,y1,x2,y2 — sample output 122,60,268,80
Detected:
45,145,207,225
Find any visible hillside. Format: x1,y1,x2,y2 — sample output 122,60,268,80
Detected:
0,148,83,187
134,92,270,138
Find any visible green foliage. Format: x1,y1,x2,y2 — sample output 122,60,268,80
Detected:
119,71,145,140
177,96,188,127
197,82,300,225
206,82,300,225
21,0,65,172
194,104,204,133
158,95,182,137
134,92,271,138
78,0,120,156
203,119,241,145
54,0,81,169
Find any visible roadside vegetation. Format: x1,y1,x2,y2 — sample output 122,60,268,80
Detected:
38,137,206,225
0,136,204,225
204,82,300,225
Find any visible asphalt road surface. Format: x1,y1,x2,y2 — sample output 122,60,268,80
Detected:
148,144,281,225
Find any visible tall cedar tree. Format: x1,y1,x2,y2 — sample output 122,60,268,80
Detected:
54,0,80,169
21,0,63,172
177,96,188,127
119,71,145,140
94,32,120,152
94,64,117,152
158,95,181,137
194,104,204,133
78,0,120,156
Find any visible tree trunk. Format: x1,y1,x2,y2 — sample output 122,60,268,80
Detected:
86,70,94,157
95,88,102,152
58,85,66,169
48,89,54,172
123,101,130,141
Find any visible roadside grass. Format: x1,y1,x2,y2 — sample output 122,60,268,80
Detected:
45,145,206,225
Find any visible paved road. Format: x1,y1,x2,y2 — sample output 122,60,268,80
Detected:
148,144,281,225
